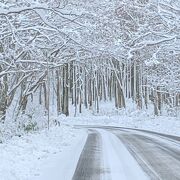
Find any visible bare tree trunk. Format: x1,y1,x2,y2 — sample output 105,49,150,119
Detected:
96,71,99,113
0,66,8,121
133,61,137,102
88,78,93,109
84,68,88,108
21,95,28,114
74,64,77,116
157,86,161,115
62,63,69,116
39,85,42,105
154,90,159,116
43,82,48,113
56,69,61,115
144,79,148,109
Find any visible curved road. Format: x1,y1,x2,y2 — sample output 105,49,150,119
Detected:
72,126,180,180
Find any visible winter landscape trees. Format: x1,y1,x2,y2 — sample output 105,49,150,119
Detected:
0,0,179,132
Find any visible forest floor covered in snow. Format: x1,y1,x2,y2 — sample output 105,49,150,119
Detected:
63,100,180,136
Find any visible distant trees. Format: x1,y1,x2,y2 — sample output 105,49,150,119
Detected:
113,0,180,115
0,0,179,123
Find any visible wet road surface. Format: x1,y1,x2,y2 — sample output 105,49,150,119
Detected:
72,126,180,180
72,131,103,180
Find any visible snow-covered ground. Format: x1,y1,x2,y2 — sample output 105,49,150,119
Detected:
0,124,87,180
64,100,180,137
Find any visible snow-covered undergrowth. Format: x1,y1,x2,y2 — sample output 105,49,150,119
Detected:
62,101,180,137
0,124,86,180
0,100,58,143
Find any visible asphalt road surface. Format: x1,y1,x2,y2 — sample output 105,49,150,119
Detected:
72,131,103,180
72,126,180,180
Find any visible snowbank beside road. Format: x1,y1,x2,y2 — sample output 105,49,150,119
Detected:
0,124,87,180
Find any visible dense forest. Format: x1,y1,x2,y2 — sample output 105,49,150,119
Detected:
0,0,180,130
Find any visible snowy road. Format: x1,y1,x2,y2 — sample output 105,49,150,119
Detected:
72,126,180,180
